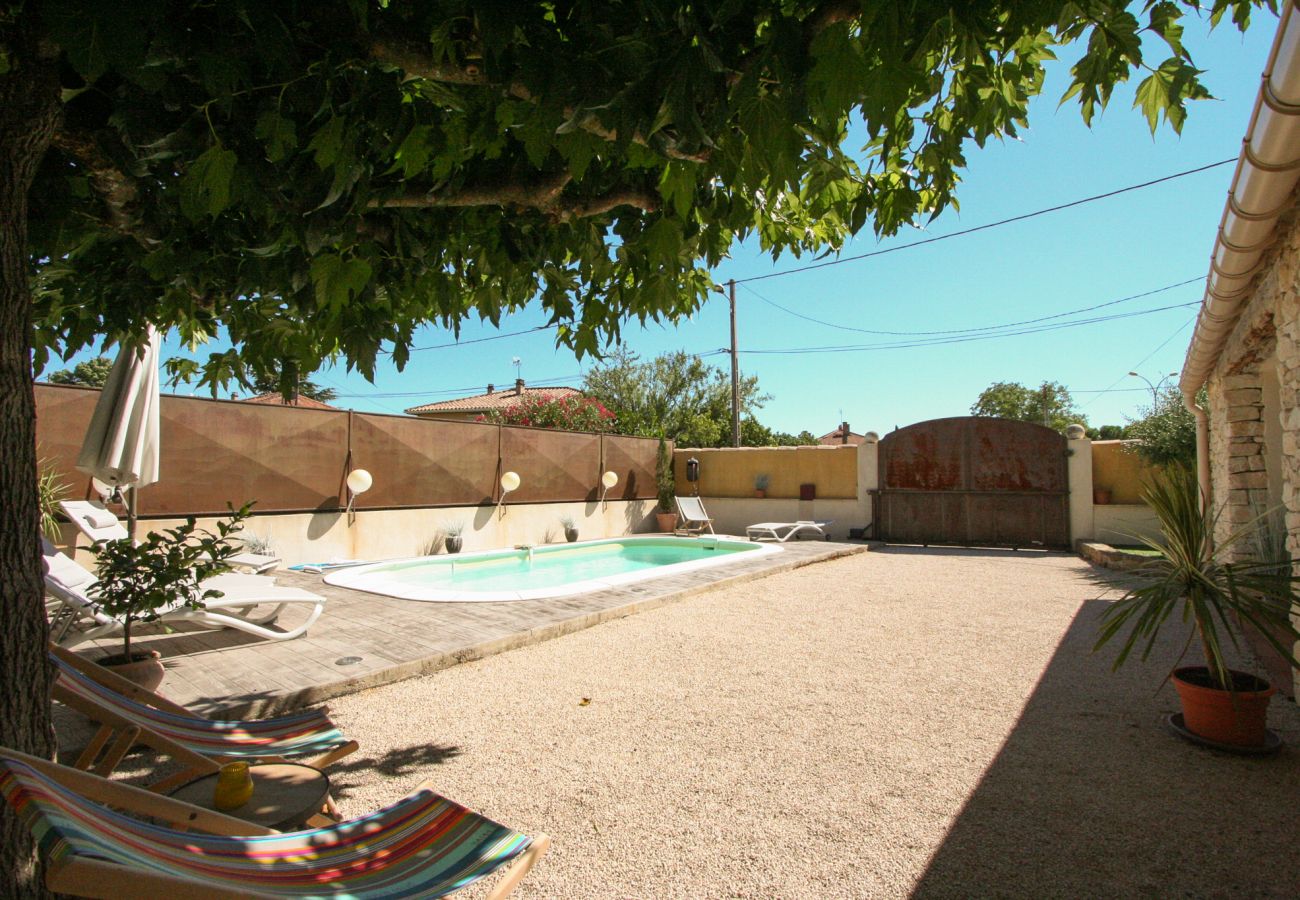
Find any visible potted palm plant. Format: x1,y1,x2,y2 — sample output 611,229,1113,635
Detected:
90,505,252,690
753,473,770,498
1095,465,1300,748
655,437,677,532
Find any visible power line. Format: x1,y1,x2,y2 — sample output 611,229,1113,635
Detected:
330,371,584,400
735,159,1235,285
1082,317,1195,407
738,300,1197,355
739,276,1202,337
404,324,559,353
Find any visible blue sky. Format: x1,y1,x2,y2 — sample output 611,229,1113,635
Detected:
51,12,1277,435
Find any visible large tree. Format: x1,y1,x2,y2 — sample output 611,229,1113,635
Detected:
0,0,1265,890
970,380,1089,434
583,348,769,446
45,355,111,388
1125,385,1199,467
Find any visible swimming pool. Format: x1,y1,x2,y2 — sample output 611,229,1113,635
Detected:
323,535,782,602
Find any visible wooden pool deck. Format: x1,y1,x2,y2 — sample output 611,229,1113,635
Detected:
73,538,868,716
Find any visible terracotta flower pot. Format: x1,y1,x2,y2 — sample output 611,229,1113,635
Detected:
564,527,579,542
1172,666,1276,747
655,511,677,533
444,536,463,554
97,649,165,692
1093,488,1112,505
754,489,766,498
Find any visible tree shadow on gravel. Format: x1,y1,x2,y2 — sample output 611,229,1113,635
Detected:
325,741,462,802
911,598,1300,898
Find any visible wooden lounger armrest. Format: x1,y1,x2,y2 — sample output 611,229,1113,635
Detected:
0,748,274,836
47,856,250,900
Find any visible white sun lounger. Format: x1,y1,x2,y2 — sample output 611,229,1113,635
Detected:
674,495,715,535
745,521,833,542
42,538,325,648
60,500,281,573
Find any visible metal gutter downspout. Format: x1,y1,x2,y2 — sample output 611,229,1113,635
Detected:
1178,0,1300,509
1183,392,1212,507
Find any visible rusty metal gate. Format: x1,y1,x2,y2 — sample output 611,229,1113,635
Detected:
874,417,1070,549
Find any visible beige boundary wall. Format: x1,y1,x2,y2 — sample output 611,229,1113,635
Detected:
675,432,1160,547
670,441,878,542
58,499,657,569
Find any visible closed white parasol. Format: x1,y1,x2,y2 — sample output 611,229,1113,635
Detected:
76,328,162,533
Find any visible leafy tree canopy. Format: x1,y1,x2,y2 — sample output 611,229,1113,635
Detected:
970,380,1088,434
45,355,112,387
1125,386,1199,467
1090,424,1131,440
241,366,338,403
583,348,769,446
20,0,1268,394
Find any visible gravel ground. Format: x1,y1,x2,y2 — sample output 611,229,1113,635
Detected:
311,548,1298,897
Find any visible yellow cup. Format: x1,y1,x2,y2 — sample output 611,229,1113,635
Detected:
213,761,254,811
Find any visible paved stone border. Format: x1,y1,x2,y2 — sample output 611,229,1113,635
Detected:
1078,540,1152,573
81,539,869,717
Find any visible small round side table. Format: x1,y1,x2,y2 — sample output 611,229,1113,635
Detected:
168,763,332,830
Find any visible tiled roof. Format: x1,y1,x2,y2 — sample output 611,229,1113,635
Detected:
405,385,582,416
243,392,338,410
818,428,867,446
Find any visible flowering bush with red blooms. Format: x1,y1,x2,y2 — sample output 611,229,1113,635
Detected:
481,394,617,432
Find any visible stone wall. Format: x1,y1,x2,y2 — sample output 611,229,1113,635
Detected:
1205,200,1300,553
1202,195,1300,696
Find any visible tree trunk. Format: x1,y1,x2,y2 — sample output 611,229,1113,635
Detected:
0,18,62,898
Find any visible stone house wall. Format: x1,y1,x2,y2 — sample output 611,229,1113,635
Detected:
1202,197,1300,696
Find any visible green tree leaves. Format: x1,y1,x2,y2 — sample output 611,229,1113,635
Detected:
181,145,237,220
970,380,1088,434
24,0,1267,395
1125,386,1199,467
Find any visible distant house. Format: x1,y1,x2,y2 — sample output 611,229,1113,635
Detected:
405,379,583,421
818,421,868,446
241,392,338,410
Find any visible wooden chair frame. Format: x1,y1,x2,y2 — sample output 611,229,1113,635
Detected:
51,644,359,793
0,747,550,899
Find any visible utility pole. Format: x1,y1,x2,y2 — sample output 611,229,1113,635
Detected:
728,279,739,447
1041,384,1050,427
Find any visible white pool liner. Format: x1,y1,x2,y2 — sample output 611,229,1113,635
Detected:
323,535,782,602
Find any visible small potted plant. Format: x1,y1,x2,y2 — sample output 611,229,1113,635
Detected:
90,504,252,690
654,437,677,532
754,473,770,498
1094,465,1300,748
443,521,465,554
1093,485,1112,505
560,515,579,542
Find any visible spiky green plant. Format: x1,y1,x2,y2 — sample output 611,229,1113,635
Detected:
37,459,68,541
1095,464,1300,691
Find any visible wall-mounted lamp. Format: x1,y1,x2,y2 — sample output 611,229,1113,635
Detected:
498,470,520,517
600,470,618,507
346,467,372,524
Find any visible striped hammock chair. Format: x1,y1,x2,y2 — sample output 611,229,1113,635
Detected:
0,748,550,899
51,646,357,790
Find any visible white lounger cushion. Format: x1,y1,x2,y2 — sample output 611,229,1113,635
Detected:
41,539,324,646
60,500,281,573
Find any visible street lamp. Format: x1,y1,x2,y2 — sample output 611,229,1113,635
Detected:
1128,371,1178,407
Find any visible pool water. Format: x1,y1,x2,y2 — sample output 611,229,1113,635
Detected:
324,536,780,602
